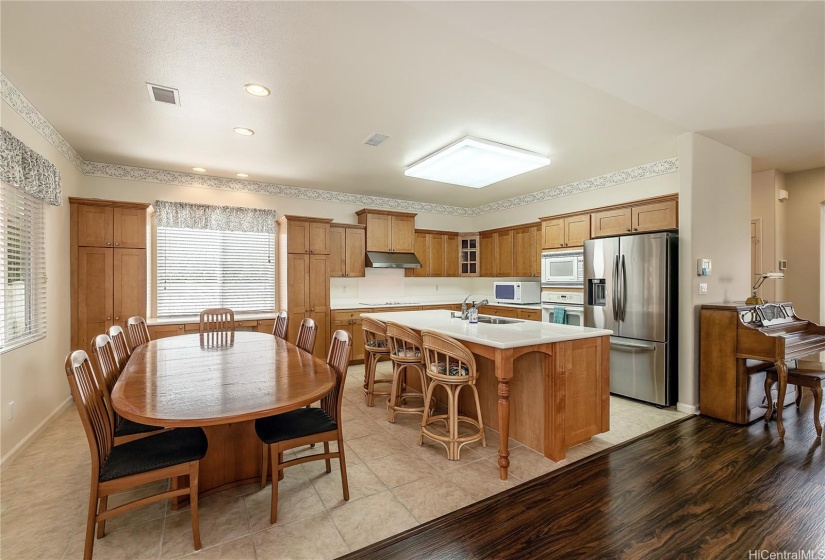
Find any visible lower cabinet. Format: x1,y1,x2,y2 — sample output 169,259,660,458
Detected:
147,324,185,339
330,308,373,363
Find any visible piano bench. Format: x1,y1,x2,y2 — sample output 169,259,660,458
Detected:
766,361,825,438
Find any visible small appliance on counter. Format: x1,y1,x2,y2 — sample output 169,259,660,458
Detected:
541,250,584,287
541,291,584,326
493,281,541,304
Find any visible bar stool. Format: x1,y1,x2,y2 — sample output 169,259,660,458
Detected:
386,322,430,423
362,317,392,407
420,330,485,460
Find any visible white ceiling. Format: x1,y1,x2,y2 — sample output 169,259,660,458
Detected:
1,2,822,207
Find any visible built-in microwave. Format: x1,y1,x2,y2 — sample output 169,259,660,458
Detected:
541,250,584,286
493,282,541,305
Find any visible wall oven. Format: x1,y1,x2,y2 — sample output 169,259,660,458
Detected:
541,250,584,287
541,291,584,326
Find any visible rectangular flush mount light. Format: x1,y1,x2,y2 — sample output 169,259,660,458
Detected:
404,136,550,188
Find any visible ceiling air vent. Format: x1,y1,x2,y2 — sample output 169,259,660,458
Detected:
363,133,389,147
146,83,180,106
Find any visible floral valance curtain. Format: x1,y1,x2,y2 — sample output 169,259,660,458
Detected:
0,127,62,206
154,200,277,234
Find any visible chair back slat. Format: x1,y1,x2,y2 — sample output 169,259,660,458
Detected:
108,325,131,370
362,317,389,353
295,318,318,354
199,308,236,347
273,311,289,340
90,334,121,427
126,316,151,349
65,350,114,473
323,330,352,423
421,330,477,383
386,322,423,362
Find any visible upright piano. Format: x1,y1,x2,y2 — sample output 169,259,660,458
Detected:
700,302,825,426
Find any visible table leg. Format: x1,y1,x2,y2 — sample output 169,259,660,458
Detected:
497,379,511,480
775,360,788,438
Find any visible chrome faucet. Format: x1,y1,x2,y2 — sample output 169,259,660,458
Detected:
461,296,488,320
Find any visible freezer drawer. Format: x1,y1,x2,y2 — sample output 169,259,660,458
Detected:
609,337,669,406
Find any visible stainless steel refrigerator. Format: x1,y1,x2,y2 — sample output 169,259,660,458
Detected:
584,232,678,406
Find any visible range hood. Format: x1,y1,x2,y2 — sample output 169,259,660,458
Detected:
365,251,421,269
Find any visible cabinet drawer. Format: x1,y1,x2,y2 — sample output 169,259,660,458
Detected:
257,320,275,333
148,324,185,339
518,309,541,321
331,309,372,322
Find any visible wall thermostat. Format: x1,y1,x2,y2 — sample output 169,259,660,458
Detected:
697,258,712,276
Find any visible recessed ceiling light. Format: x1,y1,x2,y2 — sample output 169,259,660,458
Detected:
236,173,249,178
192,167,207,173
244,83,271,97
405,136,550,189
234,127,255,136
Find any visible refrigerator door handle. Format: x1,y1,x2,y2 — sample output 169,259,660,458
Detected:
620,254,627,321
612,255,619,321
611,340,657,351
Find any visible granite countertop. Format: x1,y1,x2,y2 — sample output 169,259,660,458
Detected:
330,298,542,311
361,310,612,349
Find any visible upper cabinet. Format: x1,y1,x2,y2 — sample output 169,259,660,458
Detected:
407,230,459,278
513,226,539,277
329,224,366,277
356,209,416,253
280,215,332,254
590,207,632,238
76,202,147,248
541,213,590,249
591,197,678,238
460,235,479,277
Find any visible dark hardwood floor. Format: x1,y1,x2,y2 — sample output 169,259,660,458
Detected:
343,395,825,559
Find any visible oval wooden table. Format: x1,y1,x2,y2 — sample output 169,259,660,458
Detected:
111,332,336,501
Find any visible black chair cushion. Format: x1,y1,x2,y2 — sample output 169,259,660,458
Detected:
99,427,207,482
255,408,337,445
115,418,164,437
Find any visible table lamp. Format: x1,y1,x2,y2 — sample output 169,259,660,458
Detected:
746,272,784,305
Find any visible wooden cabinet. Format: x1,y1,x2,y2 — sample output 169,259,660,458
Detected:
518,308,541,321
479,227,530,277
514,226,537,277
591,207,632,238
496,229,514,277
356,209,416,253
460,235,480,277
541,214,590,249
257,319,275,334
479,233,496,277
407,230,459,278
71,198,149,350
279,216,331,361
329,224,366,277
445,234,459,277
280,216,331,255
534,226,542,277
631,199,678,233
147,324,185,339
330,308,372,363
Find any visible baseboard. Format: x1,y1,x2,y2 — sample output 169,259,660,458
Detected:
1,395,72,467
676,402,700,415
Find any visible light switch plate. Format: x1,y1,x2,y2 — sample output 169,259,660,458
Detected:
699,283,708,295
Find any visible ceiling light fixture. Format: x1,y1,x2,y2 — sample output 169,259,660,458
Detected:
192,167,207,173
234,127,255,136
236,173,249,178
243,83,271,97
405,136,551,188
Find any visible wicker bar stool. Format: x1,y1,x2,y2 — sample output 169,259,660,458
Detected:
386,322,431,422
420,330,486,460
362,317,392,407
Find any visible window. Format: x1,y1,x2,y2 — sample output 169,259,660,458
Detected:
1,182,46,352
156,226,275,316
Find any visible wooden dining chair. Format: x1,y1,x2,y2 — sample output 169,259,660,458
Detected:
65,350,207,560
107,325,131,371
199,308,235,347
255,330,352,523
272,311,289,340
126,316,151,350
295,317,318,354
90,334,164,444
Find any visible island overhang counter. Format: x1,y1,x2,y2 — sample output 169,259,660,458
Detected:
361,310,613,480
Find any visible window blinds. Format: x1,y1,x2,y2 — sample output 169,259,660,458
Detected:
156,226,275,316
1,182,46,353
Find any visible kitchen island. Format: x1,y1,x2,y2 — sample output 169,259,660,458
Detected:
361,310,612,480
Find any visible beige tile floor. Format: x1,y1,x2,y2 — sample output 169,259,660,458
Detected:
0,361,686,560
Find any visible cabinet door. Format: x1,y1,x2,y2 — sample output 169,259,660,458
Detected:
591,207,632,238
513,228,533,277
287,254,310,312
331,319,353,359
287,312,308,347
77,205,114,247
409,231,429,278
429,234,446,277
533,226,542,277
542,218,565,249
257,320,276,334
496,230,514,277
390,216,415,253
113,208,146,249
495,306,520,319
286,220,310,254
147,324,185,339
310,311,328,360
112,249,146,332
350,320,366,362
308,254,330,314
631,200,678,233
77,247,113,349
365,214,391,252
309,222,330,254
328,226,346,277
565,214,591,247
345,227,366,277
479,233,496,277
445,234,459,277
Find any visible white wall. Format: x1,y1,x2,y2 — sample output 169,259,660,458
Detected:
751,169,788,301
0,104,81,460
678,132,752,412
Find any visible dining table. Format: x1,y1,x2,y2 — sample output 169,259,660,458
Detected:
111,331,336,505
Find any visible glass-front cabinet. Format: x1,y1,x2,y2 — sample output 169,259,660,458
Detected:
460,234,479,277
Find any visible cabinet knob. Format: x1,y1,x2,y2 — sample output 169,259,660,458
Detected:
178,326,183,330
626,229,631,232
115,316,119,320
106,317,112,321
633,228,639,231
115,242,120,246
106,242,112,246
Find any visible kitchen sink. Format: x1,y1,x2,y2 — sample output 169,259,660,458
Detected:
476,316,522,325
